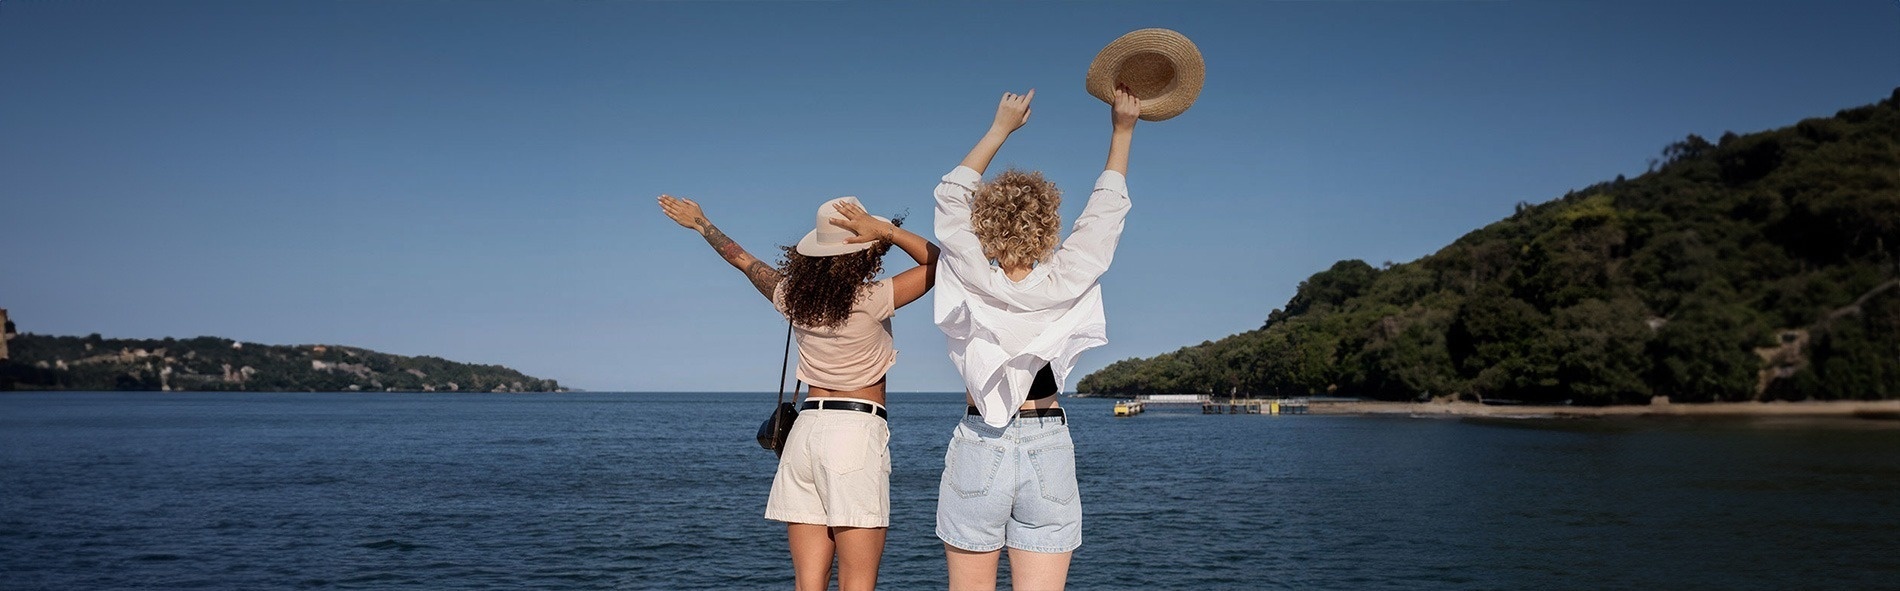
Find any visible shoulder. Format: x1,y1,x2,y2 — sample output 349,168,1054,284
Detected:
859,278,897,317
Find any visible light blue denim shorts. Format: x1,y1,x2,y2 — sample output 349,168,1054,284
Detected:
935,411,1081,554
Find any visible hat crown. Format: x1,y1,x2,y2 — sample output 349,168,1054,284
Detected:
811,196,860,246
793,196,883,257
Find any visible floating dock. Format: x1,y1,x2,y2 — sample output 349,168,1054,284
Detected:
1112,394,1309,416
1201,398,1308,415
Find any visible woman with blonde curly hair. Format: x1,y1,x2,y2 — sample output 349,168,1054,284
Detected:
932,86,1141,591
657,192,938,591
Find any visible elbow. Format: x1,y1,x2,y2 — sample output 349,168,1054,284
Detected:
923,242,942,267
920,244,941,291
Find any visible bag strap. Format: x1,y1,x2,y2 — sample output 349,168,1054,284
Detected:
775,324,798,406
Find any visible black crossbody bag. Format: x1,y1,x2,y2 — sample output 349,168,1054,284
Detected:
756,322,801,457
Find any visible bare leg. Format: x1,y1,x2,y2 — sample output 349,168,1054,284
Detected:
1006,548,1071,591
787,523,835,591
831,526,887,591
946,543,1002,591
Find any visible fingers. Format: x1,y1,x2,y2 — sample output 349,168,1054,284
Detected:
657,195,704,228
1024,88,1035,103
657,196,685,213
832,201,867,219
1110,83,1140,117
829,218,883,243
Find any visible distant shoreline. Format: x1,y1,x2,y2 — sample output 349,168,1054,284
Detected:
1306,399,1900,420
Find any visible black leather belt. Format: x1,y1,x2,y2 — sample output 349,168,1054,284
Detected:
967,406,1065,419
801,399,888,419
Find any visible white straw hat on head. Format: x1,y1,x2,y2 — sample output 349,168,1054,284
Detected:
795,196,889,257
1085,28,1206,122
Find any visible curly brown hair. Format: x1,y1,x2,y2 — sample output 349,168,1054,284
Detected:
972,169,1062,270
777,229,897,330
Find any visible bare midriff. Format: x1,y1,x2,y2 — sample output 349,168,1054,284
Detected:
963,392,1060,411
808,377,887,406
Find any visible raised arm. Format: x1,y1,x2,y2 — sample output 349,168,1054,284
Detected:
960,90,1033,175
938,91,1036,282
657,194,783,302
1106,84,1138,175
1040,88,1141,298
828,200,939,309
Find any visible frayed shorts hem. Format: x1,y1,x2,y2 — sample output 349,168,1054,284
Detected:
766,511,888,529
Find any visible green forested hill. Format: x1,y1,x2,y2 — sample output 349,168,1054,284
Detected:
1,333,562,393
1079,89,1900,404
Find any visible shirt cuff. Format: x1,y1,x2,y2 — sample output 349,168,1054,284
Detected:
943,166,983,191
1094,169,1128,198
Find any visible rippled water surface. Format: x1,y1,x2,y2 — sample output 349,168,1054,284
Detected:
4,392,1899,590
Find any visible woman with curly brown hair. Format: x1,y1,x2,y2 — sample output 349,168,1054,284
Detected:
932,86,1140,591
657,193,937,591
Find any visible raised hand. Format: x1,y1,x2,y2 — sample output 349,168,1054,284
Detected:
829,199,894,244
992,89,1034,134
657,194,709,232
1112,84,1140,132
962,90,1033,174
658,194,782,299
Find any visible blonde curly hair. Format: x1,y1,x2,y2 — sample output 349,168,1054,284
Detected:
971,169,1062,269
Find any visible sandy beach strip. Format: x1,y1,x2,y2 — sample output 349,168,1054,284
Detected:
1306,399,1900,420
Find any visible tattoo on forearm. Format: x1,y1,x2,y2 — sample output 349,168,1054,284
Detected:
700,224,747,263
745,260,783,298
700,222,782,298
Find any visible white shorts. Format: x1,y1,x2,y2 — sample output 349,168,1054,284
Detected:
763,399,892,528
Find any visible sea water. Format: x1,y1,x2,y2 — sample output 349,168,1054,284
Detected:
3,392,1897,590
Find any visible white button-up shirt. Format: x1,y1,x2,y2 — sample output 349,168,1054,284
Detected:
933,165,1131,427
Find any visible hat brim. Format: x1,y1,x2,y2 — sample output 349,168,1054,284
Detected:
793,215,891,257
1085,28,1206,122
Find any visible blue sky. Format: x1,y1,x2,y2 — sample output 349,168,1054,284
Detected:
3,1,1896,392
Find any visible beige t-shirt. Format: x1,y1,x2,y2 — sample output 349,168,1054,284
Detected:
775,279,898,391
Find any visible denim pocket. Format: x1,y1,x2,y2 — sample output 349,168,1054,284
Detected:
1026,444,1078,504
944,435,1005,498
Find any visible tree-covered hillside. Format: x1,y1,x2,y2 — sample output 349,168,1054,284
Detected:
1,332,562,393
1080,89,1900,404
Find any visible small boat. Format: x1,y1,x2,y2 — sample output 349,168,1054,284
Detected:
1113,399,1143,417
